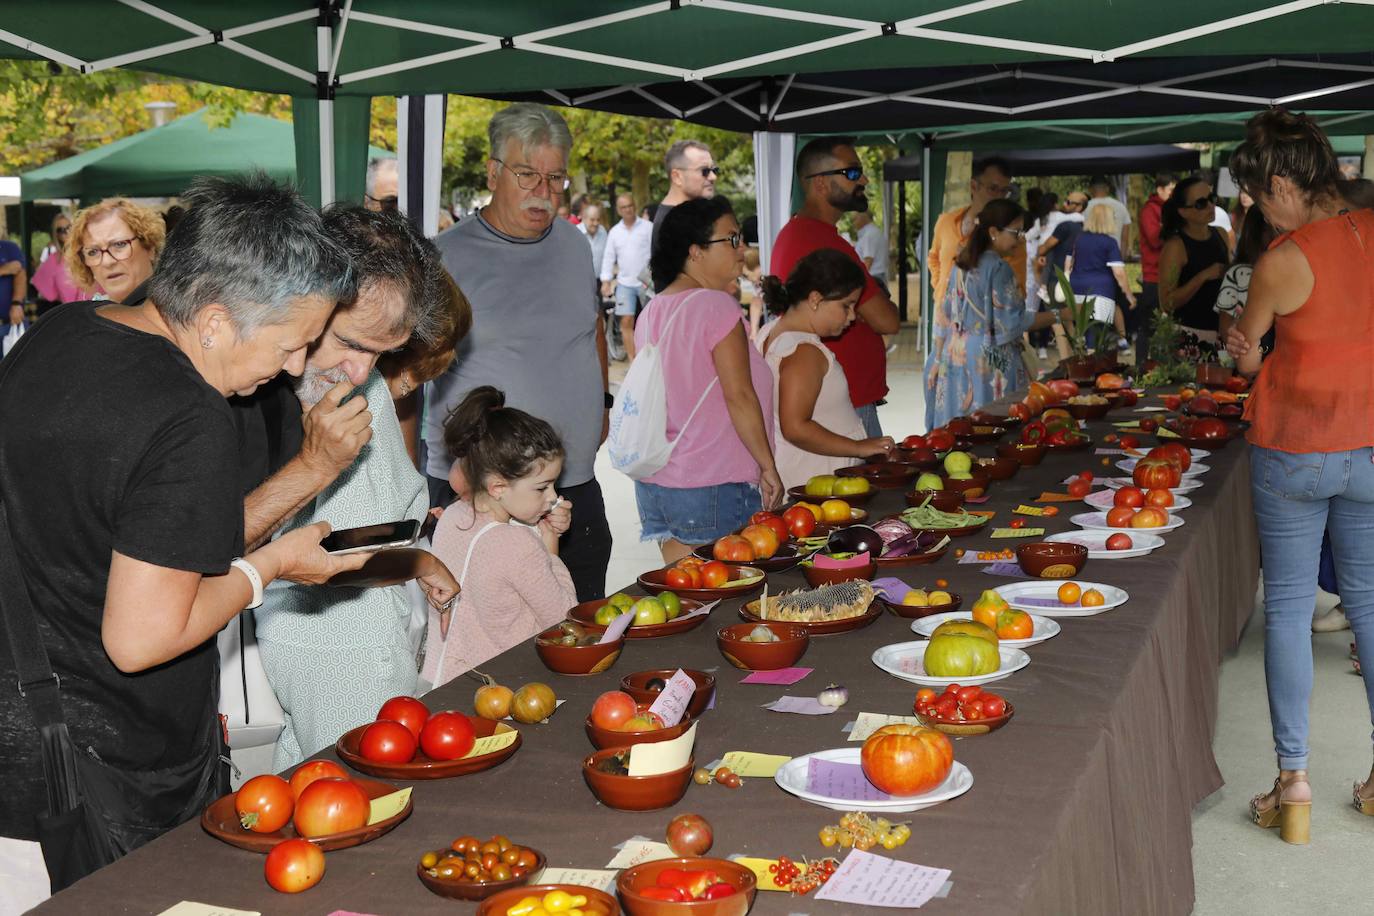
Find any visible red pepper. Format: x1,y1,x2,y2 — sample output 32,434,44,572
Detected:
1046,427,1070,446
658,868,719,899
701,882,738,900
640,885,687,902
1020,420,1047,444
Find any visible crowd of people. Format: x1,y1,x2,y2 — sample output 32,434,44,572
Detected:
3,97,1372,899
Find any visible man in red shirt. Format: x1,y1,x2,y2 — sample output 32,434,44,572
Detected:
769,137,900,437
1136,172,1176,359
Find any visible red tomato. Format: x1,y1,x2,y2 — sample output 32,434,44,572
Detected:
955,685,983,704
1106,506,1136,528
640,886,687,902
781,506,817,538
419,711,476,761
288,760,349,800
934,696,959,719
235,774,294,834
1067,479,1092,498
914,687,937,707
700,561,731,589
1119,435,1140,449
358,720,418,764
1009,518,1026,529
964,704,985,721
739,524,780,560
981,694,1008,717
376,696,429,740
1077,470,1094,482
702,882,737,900
1105,533,1134,551
292,778,369,838
926,429,956,452
712,535,754,563
1113,486,1145,508
1138,418,1159,433
942,683,962,695
755,514,788,543
590,690,639,730
1144,488,1175,508
1133,457,1182,490
860,724,955,795
665,568,695,589
264,838,325,893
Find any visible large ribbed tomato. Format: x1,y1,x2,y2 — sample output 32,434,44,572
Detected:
292,778,369,838
1133,457,1181,490
1148,443,1191,472
860,725,954,796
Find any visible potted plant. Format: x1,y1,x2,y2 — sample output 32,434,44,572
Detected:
1052,267,1117,380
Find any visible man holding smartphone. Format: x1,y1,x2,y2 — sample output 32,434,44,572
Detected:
233,205,461,771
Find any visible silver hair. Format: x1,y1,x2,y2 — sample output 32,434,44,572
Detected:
366,156,397,196
488,103,572,158
665,140,712,172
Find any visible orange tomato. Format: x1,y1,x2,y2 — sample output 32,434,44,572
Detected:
700,561,730,588
860,725,954,796
1080,588,1106,607
995,609,1034,640
1144,488,1175,508
1131,507,1170,528
1042,506,1059,517
1057,582,1082,604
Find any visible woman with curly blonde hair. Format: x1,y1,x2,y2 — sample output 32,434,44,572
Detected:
65,198,165,302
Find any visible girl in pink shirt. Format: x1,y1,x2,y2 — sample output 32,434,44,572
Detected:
421,386,576,688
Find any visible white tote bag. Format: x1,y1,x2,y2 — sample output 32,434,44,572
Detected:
217,610,285,751
606,290,717,480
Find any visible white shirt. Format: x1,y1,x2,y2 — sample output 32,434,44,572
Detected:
853,222,889,277
1209,208,1234,233
1085,196,1132,228
600,218,653,288
2,323,24,357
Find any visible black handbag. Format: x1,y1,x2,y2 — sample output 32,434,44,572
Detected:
0,488,228,892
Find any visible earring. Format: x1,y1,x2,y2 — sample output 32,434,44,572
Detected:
202,337,212,349
399,379,412,397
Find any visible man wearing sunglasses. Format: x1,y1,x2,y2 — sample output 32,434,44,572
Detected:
929,156,1026,308
770,136,901,438
653,140,718,253
364,157,399,213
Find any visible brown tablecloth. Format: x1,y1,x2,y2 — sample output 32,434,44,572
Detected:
34,415,1259,916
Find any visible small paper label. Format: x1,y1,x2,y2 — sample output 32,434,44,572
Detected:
627,721,697,777
990,527,1044,538
980,561,1031,578
718,750,791,777
731,857,790,892
1157,427,1181,438
606,838,676,869
1013,504,1046,516
967,510,996,518
157,905,261,916
740,666,813,685
1135,405,1167,411
464,727,518,759
366,787,411,826
764,695,836,715
647,668,698,727
848,712,924,742
597,608,636,643
537,867,619,892
1095,448,1126,455
806,758,889,801
813,848,953,908
1037,492,1079,502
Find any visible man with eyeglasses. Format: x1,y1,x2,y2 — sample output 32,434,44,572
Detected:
928,156,1026,308
364,157,399,213
600,193,654,362
770,136,901,439
653,140,718,253
425,102,612,603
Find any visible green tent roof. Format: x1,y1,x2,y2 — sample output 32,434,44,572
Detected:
20,108,392,202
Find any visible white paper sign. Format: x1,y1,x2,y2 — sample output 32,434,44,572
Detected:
627,721,697,776
813,848,952,908
536,867,619,892
847,712,924,742
597,608,636,644
606,837,676,869
763,695,837,715
647,668,698,727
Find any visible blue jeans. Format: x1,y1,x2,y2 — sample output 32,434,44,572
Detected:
613,285,645,317
1250,445,1374,770
634,480,761,545
855,402,883,439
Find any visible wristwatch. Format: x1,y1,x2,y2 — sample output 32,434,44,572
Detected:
230,557,264,609
604,391,615,409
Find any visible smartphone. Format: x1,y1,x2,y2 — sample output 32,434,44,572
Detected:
320,520,421,555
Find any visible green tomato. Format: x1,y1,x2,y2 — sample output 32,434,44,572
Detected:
657,591,682,620
608,592,635,610
593,603,621,626
630,597,667,626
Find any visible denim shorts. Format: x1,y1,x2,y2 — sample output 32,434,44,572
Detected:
613,285,645,317
634,481,762,544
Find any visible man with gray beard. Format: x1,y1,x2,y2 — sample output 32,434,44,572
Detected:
231,204,462,768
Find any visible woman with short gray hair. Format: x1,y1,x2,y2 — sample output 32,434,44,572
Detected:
0,173,373,889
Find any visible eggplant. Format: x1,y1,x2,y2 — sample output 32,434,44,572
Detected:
871,517,914,546
882,530,945,559
825,524,883,558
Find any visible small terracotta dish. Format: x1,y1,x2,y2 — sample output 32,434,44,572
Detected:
1016,541,1089,578
617,857,758,916
716,621,810,671
418,847,547,900
621,669,716,717
582,747,694,811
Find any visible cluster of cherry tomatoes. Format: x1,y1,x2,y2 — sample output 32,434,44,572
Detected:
359,696,476,764
915,684,1009,722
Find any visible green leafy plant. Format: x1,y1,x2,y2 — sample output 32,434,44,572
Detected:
1053,267,1117,358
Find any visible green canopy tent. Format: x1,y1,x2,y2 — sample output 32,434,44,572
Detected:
20,108,392,203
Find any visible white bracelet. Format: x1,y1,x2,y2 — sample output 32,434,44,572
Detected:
230,557,264,610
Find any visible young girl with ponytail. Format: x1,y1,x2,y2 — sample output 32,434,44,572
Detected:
421,386,576,687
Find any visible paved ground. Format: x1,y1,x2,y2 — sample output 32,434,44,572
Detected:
603,325,1372,914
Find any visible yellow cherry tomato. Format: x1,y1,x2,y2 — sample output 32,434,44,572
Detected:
542,891,588,913
505,898,543,916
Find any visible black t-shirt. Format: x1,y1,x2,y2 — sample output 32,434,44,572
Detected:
651,202,675,259
231,375,304,498
0,303,242,839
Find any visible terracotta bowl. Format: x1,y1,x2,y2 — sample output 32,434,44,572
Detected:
998,441,1046,466
617,857,758,916
905,488,964,512
1016,541,1089,579
586,702,699,750
803,559,876,587
418,847,547,901
916,701,1016,736
534,627,625,676
582,747,694,811
477,884,621,916
716,622,810,670
882,590,963,619
972,412,1021,429
621,669,716,718
836,461,920,489
891,446,939,469
941,472,991,499
1066,401,1111,421
977,457,1019,480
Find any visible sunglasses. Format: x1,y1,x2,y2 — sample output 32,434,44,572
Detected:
677,165,721,179
1186,194,1219,210
805,166,864,182
705,232,743,249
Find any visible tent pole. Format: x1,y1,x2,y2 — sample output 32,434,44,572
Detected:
920,137,932,357
897,178,908,324
316,7,336,206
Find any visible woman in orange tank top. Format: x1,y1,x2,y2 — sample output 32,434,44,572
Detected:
1226,108,1374,845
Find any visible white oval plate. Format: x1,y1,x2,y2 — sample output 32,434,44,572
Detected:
993,580,1128,617
871,640,1029,686
1084,489,1191,513
773,748,973,813
1045,530,1166,559
1117,458,1208,477
1070,511,1186,534
910,611,1060,647
1105,476,1202,494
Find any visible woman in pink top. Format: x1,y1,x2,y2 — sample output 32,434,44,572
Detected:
633,197,782,563
32,213,85,308
422,386,576,688
758,249,895,490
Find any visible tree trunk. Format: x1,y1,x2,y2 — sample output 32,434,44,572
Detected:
632,160,651,211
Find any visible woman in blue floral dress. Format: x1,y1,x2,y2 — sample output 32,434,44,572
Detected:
925,199,1059,428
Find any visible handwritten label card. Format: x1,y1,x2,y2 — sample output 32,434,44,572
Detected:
814,849,953,908
805,758,889,801
606,837,676,869
365,787,411,826
597,608,636,644
157,905,261,916
740,666,813,685
847,712,924,742
463,727,518,759
730,857,791,892
990,527,1044,539
1095,448,1126,455
1013,504,1047,516
537,867,619,892
628,721,697,777
1157,427,1181,438
648,668,698,726
1037,492,1079,502
717,750,791,778
763,695,836,715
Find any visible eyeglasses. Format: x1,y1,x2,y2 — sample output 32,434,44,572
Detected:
705,232,743,249
493,158,571,193
366,194,399,211
1186,194,1219,210
1000,227,1026,239
978,180,1013,198
80,237,138,266
54,226,70,236
1066,199,1088,208
677,165,721,179
805,166,864,182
